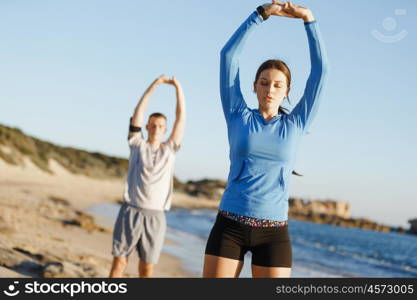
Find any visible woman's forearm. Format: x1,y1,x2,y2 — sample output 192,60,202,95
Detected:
290,19,328,131
302,11,315,23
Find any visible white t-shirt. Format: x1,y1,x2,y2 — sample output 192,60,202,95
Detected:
123,131,179,211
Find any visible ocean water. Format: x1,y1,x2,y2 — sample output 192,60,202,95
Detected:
88,203,417,278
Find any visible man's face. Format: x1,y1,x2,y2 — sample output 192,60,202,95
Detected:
146,116,167,141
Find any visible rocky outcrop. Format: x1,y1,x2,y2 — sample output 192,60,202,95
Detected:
0,194,111,277
40,196,109,233
172,179,411,234
0,244,107,278
288,198,402,233
408,219,417,234
61,211,108,233
180,179,226,200
42,261,107,278
289,213,395,232
171,179,410,234
289,198,351,219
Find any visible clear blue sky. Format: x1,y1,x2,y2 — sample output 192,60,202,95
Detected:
1,0,416,227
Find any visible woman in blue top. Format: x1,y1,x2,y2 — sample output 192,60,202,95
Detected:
203,1,328,278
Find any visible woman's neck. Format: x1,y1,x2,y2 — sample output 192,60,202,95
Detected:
259,106,278,121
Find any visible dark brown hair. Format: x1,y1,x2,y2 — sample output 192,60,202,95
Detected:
148,112,167,122
254,59,291,114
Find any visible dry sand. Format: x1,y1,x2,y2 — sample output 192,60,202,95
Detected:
0,155,217,278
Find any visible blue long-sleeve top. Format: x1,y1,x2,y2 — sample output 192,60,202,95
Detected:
219,12,328,221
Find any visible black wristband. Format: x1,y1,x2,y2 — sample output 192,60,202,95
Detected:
256,5,269,21
129,117,141,132
129,125,141,132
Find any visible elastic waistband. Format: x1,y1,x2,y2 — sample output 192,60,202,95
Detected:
122,202,165,216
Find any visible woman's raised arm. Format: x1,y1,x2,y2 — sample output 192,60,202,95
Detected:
284,3,329,131
220,10,267,121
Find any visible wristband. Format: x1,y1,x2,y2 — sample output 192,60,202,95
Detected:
256,5,269,21
129,125,141,133
129,117,141,132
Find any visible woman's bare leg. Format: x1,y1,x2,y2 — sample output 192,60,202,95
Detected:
202,254,244,278
251,265,291,278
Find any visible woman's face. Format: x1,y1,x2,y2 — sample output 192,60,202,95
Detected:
254,68,289,112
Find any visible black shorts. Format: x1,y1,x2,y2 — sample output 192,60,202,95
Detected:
205,213,292,268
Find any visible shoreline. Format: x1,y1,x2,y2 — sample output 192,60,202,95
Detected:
1,157,414,278
87,207,195,278
0,159,194,278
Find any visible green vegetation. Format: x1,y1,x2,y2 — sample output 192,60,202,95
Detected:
0,123,224,194
0,124,128,179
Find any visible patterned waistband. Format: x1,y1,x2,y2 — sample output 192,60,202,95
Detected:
219,210,288,228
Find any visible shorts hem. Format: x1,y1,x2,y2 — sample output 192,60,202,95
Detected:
251,262,292,268
112,251,131,258
204,252,244,262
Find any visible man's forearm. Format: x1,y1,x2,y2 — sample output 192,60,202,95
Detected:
131,80,159,127
175,86,185,118
169,83,186,145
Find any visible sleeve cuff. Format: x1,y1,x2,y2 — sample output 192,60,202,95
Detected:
253,11,264,23
128,133,143,147
166,139,181,153
304,20,317,25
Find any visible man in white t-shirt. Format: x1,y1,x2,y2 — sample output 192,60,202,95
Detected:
109,75,186,278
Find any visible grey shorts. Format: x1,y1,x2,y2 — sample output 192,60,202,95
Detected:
112,203,166,264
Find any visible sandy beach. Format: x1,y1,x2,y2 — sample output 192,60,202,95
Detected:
0,156,211,278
